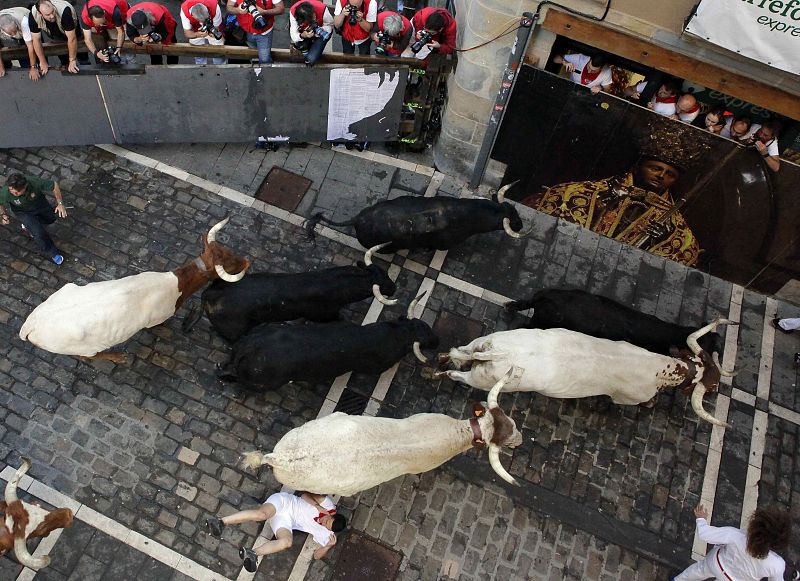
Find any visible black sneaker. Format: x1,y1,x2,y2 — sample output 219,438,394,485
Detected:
239,547,258,572
205,516,224,537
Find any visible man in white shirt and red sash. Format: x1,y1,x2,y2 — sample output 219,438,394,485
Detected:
672,504,790,581
553,52,613,95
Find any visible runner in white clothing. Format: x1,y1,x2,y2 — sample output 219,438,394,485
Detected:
672,504,790,581
205,491,347,572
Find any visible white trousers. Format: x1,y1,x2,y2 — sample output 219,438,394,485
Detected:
778,317,800,331
674,549,727,581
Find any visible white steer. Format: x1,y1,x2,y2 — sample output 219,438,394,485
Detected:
243,370,524,495
19,218,249,362
437,318,736,427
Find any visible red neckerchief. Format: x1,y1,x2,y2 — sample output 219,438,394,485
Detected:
655,94,677,104
684,103,700,114
580,66,601,85
313,508,336,524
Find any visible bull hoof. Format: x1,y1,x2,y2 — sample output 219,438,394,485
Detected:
420,367,437,380
436,354,451,365
639,397,657,409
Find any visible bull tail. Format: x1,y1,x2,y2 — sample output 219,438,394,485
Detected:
303,212,356,240
241,450,276,471
504,298,537,314
181,303,203,333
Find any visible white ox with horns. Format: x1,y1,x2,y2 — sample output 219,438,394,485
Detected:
1,459,73,569
243,371,524,495
19,218,249,361
437,318,736,427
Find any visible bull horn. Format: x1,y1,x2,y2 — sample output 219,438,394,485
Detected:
487,367,517,409
215,263,247,283
502,218,523,238
711,352,737,377
207,217,230,244
495,180,519,204
5,458,31,504
691,384,731,428
686,318,737,356
364,242,392,266
488,444,518,486
413,342,428,364
241,451,270,471
407,290,428,319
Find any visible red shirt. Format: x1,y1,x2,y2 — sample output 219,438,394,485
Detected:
128,2,177,43
290,0,326,24
234,0,277,34
411,7,456,55
81,0,129,32
376,11,410,55
181,0,218,30
338,0,372,43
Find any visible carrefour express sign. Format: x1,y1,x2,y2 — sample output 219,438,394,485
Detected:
685,0,799,74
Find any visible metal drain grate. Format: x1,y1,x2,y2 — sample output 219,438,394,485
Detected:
254,166,312,212
331,530,402,581
334,388,370,415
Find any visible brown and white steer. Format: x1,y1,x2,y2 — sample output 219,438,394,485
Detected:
0,459,73,569
19,218,250,363
436,318,736,427
243,370,524,495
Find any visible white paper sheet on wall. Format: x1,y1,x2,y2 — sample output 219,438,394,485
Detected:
327,69,401,141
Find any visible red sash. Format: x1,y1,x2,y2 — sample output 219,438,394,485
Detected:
580,66,601,85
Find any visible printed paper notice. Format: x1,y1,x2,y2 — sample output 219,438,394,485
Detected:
327,69,400,141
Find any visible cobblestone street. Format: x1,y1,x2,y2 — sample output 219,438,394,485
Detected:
1,143,798,580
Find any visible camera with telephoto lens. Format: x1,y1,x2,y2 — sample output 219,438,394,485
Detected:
199,18,224,40
100,46,122,64
311,24,331,41
146,31,162,43
375,30,391,55
240,0,268,29
410,30,433,54
346,4,358,26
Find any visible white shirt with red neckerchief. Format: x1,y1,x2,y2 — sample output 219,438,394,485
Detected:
563,53,612,89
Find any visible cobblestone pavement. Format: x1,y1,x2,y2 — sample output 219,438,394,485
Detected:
0,143,798,581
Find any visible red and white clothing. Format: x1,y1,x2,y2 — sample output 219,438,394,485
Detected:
376,11,412,55
635,81,677,117
563,54,612,90
334,0,376,45
674,518,785,581
289,0,334,44
126,2,177,44
180,0,221,32
264,493,335,546
233,0,281,35
677,103,701,123
80,0,129,33
411,7,456,55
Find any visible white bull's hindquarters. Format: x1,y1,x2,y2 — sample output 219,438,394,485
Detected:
441,328,689,405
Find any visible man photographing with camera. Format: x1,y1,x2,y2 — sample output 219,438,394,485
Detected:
289,0,334,66
125,2,178,64
371,11,412,57
410,6,456,56
227,0,284,65
333,0,376,55
80,0,129,64
181,0,226,65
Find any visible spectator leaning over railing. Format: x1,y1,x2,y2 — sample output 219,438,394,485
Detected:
553,52,612,95
692,107,726,135
741,119,782,172
0,8,34,79
80,0,129,64
28,0,88,75
289,0,334,66
720,114,752,142
227,0,284,65
371,11,413,57
126,2,178,64
181,0,226,65
410,6,456,56
333,0,377,56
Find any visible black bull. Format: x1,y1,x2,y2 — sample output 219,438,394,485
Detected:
182,265,396,342
218,318,439,389
506,289,724,356
304,196,524,252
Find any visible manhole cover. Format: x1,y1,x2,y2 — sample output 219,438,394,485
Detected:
334,388,370,415
255,166,312,212
433,310,484,352
331,530,402,581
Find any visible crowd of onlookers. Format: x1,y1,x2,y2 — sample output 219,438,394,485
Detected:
554,51,785,172
0,0,456,72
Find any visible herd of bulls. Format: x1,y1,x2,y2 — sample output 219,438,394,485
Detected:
8,185,736,557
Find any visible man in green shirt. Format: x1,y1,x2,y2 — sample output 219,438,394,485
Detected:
0,173,68,265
